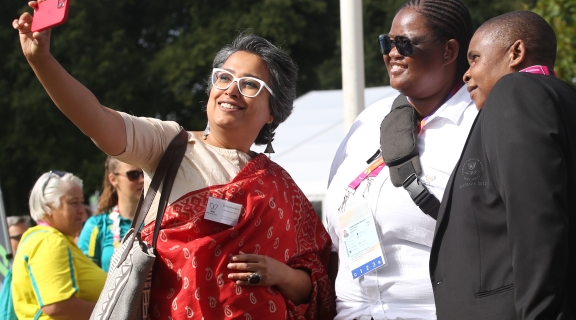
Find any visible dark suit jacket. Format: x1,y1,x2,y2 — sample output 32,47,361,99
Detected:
429,72,576,319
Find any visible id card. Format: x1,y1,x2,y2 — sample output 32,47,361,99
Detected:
339,201,386,279
204,197,242,226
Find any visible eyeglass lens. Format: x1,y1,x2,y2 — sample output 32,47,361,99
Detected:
212,70,263,97
378,34,413,57
125,170,144,181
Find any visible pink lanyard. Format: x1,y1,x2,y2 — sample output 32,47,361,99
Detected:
344,83,461,197
520,65,556,76
348,157,386,191
340,157,385,212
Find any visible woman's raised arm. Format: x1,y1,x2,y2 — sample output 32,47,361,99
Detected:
12,2,126,156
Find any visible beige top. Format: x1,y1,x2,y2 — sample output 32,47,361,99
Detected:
116,112,253,224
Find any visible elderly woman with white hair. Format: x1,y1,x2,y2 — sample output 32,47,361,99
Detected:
11,171,106,320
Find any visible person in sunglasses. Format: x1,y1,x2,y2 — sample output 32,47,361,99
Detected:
77,157,144,272
6,215,31,255
324,0,477,319
12,4,335,319
11,171,106,319
429,11,576,319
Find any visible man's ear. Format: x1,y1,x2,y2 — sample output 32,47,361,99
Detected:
443,39,459,65
507,39,526,69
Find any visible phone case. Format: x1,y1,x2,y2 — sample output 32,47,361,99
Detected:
31,0,70,33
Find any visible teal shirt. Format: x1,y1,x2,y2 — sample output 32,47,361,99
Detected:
77,211,132,272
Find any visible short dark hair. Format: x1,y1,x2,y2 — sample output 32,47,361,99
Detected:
207,33,299,145
479,11,556,68
402,0,474,80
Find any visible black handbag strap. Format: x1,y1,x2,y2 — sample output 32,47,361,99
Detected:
130,128,188,231
118,128,188,263
380,94,440,220
151,130,188,249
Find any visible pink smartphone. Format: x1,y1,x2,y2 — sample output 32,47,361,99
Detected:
31,0,70,33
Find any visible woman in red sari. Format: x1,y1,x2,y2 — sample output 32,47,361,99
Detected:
13,3,335,318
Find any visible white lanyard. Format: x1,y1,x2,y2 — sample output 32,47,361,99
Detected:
109,206,122,248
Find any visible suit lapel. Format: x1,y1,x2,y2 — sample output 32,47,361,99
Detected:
433,111,482,238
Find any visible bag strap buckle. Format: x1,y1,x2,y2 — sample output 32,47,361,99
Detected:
402,173,429,206
402,173,440,219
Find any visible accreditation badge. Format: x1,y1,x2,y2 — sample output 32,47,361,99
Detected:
338,200,387,279
204,197,242,226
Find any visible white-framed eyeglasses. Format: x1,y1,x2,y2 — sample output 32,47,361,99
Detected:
211,68,275,98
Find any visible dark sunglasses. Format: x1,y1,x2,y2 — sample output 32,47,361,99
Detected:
115,170,144,181
378,34,440,57
42,170,67,196
10,234,23,241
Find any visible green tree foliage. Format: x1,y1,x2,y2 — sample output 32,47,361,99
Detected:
0,0,340,216
314,0,534,90
530,0,576,86
148,0,340,107
3,0,567,216
1,0,185,216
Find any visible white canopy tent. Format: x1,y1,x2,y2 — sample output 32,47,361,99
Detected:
253,86,398,221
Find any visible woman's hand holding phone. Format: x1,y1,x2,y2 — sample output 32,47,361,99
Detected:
12,1,52,61
10,0,127,158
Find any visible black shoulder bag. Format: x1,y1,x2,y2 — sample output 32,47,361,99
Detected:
379,94,440,219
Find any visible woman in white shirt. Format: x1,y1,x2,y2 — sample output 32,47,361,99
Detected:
325,0,477,319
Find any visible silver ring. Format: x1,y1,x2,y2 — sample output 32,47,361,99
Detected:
247,273,261,284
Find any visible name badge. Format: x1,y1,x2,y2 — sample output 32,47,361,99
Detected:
339,201,387,279
204,197,242,226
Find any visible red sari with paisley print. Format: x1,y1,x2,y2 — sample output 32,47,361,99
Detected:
141,154,335,320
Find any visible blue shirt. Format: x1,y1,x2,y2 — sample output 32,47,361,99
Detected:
77,211,132,272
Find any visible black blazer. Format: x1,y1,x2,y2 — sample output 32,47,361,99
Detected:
429,72,576,320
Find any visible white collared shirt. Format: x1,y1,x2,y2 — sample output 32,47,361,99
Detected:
325,86,477,320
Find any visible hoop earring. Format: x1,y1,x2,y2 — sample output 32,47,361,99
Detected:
263,124,275,157
202,122,210,140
